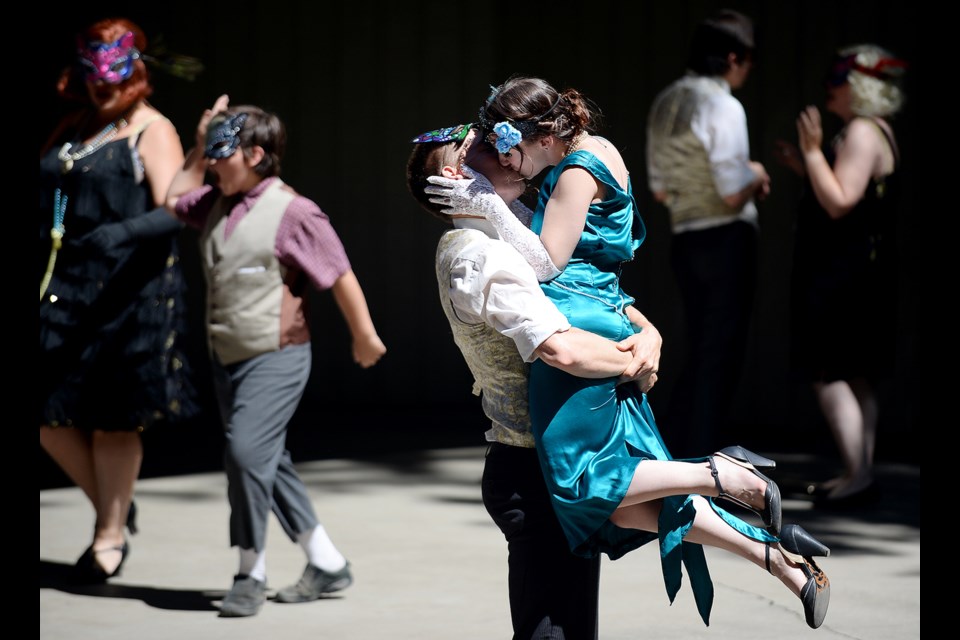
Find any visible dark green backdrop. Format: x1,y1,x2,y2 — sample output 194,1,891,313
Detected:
41,1,923,486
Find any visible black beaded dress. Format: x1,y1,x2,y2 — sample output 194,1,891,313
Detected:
39,120,195,432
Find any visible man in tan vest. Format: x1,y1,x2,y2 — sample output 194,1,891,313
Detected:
407,124,660,639
646,9,769,457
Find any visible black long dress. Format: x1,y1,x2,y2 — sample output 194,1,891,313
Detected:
790,117,900,384
39,124,194,431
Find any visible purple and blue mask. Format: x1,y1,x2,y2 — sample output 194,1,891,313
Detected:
78,31,140,85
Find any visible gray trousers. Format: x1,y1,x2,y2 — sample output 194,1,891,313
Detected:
212,343,318,551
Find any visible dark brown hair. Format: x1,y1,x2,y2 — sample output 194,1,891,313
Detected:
223,105,286,177
479,75,598,146
687,9,755,75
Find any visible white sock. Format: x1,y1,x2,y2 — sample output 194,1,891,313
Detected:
297,525,346,572
239,547,267,583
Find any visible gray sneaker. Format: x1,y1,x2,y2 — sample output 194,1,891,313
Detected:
274,562,353,603
219,574,267,617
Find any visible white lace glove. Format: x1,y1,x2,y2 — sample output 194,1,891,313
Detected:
424,167,560,282
508,198,534,228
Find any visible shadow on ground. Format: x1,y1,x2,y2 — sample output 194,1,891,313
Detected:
39,560,220,611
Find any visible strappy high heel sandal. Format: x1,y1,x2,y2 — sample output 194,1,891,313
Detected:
708,445,782,535
768,524,831,629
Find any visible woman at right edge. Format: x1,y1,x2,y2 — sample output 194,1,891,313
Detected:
776,44,907,508
425,76,832,629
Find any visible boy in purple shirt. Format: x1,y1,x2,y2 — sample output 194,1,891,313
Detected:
167,95,386,618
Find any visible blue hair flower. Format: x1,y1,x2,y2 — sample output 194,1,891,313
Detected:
493,121,522,154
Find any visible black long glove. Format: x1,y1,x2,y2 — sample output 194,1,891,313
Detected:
84,207,184,251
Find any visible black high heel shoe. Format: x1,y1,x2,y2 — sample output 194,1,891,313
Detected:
126,499,139,535
812,481,880,509
805,482,834,499
74,541,130,583
708,445,782,535
769,524,831,629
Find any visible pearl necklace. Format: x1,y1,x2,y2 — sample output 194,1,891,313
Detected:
57,117,128,174
563,131,587,158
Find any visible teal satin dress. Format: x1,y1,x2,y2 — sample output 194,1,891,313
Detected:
528,151,776,625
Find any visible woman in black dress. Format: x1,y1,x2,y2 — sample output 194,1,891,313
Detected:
39,17,193,581
777,44,907,505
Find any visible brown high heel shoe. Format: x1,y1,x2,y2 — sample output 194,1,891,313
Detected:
768,524,831,629
708,445,782,535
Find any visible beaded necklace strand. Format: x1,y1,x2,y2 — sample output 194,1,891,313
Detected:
57,116,128,173
563,131,588,158
40,189,67,300
41,116,127,302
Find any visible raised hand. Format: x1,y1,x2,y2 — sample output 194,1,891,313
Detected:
796,106,823,155
196,94,230,150
424,166,498,218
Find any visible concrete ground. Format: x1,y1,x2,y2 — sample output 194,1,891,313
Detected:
40,446,920,640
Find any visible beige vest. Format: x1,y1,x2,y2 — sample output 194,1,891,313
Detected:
435,229,534,447
200,179,295,365
647,77,741,230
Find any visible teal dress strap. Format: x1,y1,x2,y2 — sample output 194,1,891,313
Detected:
533,151,643,263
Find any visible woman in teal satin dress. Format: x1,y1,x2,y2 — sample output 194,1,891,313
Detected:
425,76,831,630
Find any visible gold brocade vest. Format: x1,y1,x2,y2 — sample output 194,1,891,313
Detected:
435,228,535,448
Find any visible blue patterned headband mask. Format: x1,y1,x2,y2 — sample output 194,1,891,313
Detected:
204,113,248,159
411,123,472,144
410,123,476,174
